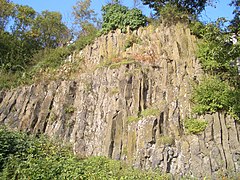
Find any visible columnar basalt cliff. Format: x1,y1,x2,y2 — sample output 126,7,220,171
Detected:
0,24,239,178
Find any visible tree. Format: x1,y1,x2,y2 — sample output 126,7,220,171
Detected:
32,11,70,48
11,4,36,37
0,3,38,71
0,0,14,30
133,0,141,8
100,3,146,34
141,0,214,16
229,0,240,35
72,0,99,35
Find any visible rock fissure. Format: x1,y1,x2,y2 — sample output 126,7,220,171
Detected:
0,24,239,178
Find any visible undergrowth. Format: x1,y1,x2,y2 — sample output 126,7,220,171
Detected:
184,118,208,134
0,127,169,179
191,19,240,120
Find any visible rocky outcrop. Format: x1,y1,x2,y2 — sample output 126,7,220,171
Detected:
0,24,239,178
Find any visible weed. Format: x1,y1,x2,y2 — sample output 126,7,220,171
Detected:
158,136,174,146
48,112,57,123
127,116,141,123
140,108,160,118
184,118,208,134
110,87,119,95
64,105,76,114
124,34,141,50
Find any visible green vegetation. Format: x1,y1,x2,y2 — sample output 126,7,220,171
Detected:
191,18,240,120
96,59,137,70
65,105,76,114
158,3,189,25
141,108,160,117
184,118,208,134
141,0,214,17
127,108,160,124
158,136,174,146
0,127,169,179
100,3,147,34
192,76,233,114
125,34,141,50
0,0,100,90
48,112,57,123
127,116,141,123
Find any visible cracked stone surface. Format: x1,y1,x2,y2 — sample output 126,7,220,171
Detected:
0,24,239,178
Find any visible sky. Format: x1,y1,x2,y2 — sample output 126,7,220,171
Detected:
11,0,234,27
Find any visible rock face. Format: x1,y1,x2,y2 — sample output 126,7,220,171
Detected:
0,24,240,178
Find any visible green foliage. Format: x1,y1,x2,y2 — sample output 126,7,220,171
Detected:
140,108,160,117
184,118,208,134
0,31,38,72
0,127,29,170
33,47,71,70
72,0,99,34
141,0,213,17
0,127,169,179
124,34,141,50
0,1,73,90
197,22,240,77
0,0,15,30
48,112,57,123
74,23,98,50
192,77,233,114
229,0,240,34
159,3,190,25
32,10,70,48
193,19,240,120
0,69,33,90
65,105,76,114
127,116,141,123
127,108,160,124
100,3,146,34
158,136,174,145
189,21,205,38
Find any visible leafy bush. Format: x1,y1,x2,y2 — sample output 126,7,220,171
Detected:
0,70,31,90
184,118,208,134
159,3,190,26
158,136,174,146
0,45,77,90
189,21,205,38
74,23,99,50
127,116,141,123
100,3,146,34
32,47,71,70
141,108,160,117
192,76,232,114
192,19,240,120
124,34,141,50
0,127,29,171
197,21,240,79
0,127,169,179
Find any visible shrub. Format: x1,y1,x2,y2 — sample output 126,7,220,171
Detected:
74,24,99,50
100,3,146,34
192,76,232,114
65,105,76,114
159,4,190,26
158,136,174,146
0,127,169,179
127,116,141,123
140,108,160,117
196,21,240,78
124,34,141,50
32,47,71,70
184,118,208,134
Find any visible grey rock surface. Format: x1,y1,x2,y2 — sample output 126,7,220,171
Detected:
0,24,239,178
